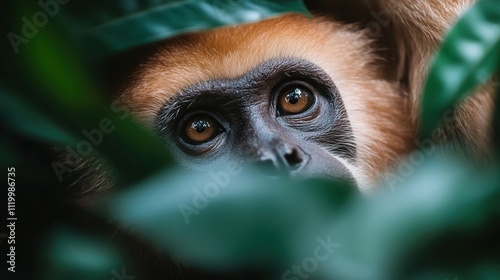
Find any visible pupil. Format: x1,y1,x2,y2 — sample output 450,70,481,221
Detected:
192,120,209,133
286,88,302,104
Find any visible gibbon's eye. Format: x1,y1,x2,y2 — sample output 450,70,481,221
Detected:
278,86,314,116
181,114,221,144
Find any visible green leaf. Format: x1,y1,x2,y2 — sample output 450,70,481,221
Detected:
494,84,500,156
103,165,354,270
102,153,500,279
421,0,500,139
0,87,75,145
64,0,310,59
320,155,500,280
40,228,125,280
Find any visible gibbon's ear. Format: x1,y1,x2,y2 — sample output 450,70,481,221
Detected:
306,0,495,157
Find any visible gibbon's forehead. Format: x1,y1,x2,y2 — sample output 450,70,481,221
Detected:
120,13,377,124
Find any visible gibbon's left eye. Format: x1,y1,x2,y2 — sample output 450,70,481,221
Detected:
277,86,314,116
181,114,222,145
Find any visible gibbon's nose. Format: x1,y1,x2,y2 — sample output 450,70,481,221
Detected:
254,144,310,175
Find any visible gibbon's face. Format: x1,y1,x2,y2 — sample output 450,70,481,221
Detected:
118,13,414,191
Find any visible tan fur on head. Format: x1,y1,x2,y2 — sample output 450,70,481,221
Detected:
118,14,415,190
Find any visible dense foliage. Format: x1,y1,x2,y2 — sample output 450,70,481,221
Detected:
0,1,498,279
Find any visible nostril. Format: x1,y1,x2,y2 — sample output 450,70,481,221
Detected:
284,148,303,169
254,146,307,175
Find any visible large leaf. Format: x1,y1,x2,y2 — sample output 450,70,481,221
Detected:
39,228,125,280
103,165,354,271
421,0,500,138
321,155,500,280
0,87,75,145
101,154,500,279
64,0,310,59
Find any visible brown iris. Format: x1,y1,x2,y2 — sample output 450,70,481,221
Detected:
278,86,313,115
182,114,220,144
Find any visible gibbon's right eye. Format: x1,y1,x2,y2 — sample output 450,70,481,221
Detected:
277,85,315,116
180,114,222,145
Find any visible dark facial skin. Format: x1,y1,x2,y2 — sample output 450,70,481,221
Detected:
156,58,356,181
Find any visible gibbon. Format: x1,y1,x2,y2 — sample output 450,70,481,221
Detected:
100,0,493,194
69,0,495,278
